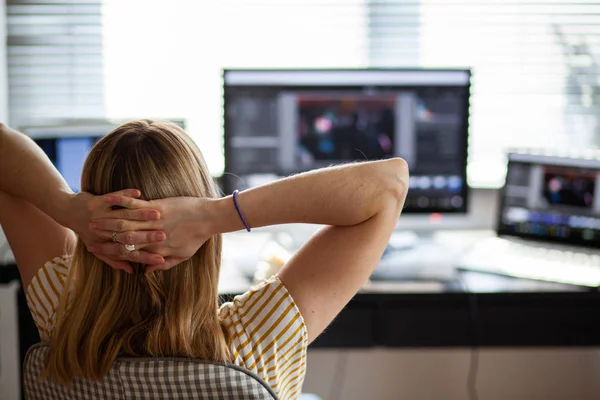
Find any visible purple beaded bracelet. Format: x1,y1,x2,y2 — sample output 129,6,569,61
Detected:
232,190,251,232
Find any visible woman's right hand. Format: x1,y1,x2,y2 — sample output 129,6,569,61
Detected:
88,195,213,272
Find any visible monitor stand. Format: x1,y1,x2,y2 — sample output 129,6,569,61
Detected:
370,229,460,282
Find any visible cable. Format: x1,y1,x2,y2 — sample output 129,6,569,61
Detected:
0,239,11,263
328,351,348,400
459,273,481,400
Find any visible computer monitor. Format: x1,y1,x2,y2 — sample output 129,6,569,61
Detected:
23,119,185,193
499,153,600,247
223,69,471,213
24,126,106,193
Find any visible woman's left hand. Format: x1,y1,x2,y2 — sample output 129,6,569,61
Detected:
87,195,211,272
61,189,167,272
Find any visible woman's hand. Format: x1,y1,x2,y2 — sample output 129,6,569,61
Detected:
61,189,168,272
88,195,213,272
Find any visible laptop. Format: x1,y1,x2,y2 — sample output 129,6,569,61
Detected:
24,120,185,192
32,133,103,193
458,152,600,287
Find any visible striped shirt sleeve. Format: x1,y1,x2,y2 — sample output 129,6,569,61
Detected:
219,275,308,400
25,255,70,341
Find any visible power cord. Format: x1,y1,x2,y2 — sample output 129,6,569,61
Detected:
321,279,480,400
328,351,348,400
0,239,11,263
459,273,481,400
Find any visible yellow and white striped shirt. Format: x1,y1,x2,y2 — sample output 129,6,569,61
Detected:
25,255,308,400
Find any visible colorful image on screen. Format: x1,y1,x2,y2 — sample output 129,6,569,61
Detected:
296,94,395,165
56,137,94,193
542,167,596,209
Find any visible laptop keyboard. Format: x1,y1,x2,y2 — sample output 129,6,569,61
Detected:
458,237,600,287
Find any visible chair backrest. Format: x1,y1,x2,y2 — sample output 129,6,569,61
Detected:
23,343,278,400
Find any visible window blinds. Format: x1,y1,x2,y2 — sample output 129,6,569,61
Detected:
6,0,105,128
9,0,598,187
367,0,600,186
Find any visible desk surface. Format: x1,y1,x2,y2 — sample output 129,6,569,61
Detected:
217,227,585,295
1,227,587,295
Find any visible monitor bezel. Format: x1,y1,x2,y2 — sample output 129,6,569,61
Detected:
19,119,187,139
222,68,472,214
496,152,600,248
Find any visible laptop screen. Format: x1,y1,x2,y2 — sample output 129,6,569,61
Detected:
498,153,600,247
35,136,102,193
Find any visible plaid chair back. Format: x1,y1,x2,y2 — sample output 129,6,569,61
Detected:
24,343,278,399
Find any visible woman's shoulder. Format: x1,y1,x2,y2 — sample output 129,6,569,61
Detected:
27,254,71,292
219,275,308,399
40,254,71,282
45,254,71,275
219,275,307,335
24,254,72,340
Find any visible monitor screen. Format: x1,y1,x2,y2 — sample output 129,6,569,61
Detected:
223,69,471,213
25,120,186,193
35,136,101,193
498,153,600,247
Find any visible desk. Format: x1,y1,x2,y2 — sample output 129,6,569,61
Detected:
221,258,598,348
311,273,600,348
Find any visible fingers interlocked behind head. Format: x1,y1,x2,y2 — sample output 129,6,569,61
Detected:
94,229,166,246
88,242,164,265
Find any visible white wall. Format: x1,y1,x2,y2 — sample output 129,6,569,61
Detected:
0,281,22,400
304,348,600,400
0,0,7,123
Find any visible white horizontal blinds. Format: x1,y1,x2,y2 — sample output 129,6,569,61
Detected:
0,1,8,123
102,0,369,176
7,0,105,127
555,18,600,150
219,0,369,68
216,1,368,176
368,0,600,187
367,0,421,66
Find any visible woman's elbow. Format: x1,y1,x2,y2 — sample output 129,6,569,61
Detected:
380,157,410,211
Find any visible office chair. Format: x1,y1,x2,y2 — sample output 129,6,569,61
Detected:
23,343,279,399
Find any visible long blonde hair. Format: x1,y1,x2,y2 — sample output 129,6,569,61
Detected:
44,120,231,385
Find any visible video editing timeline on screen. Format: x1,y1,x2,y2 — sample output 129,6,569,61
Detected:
500,155,600,246
223,69,471,214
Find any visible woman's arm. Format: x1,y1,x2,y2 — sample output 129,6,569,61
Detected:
204,158,407,232
0,123,73,222
0,124,165,281
94,159,407,241
208,159,408,342
92,159,409,342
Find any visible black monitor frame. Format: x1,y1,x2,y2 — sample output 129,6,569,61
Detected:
22,119,187,193
222,68,472,214
497,152,600,248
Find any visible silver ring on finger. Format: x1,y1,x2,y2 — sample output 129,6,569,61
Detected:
125,244,136,252
112,231,118,243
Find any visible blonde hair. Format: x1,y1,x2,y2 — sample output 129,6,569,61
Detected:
44,120,231,384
